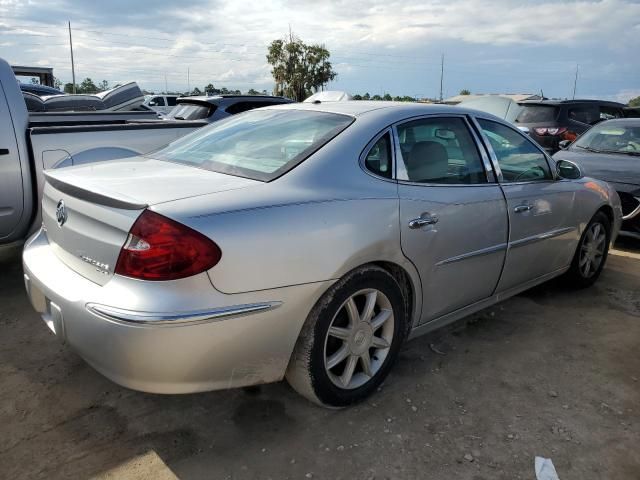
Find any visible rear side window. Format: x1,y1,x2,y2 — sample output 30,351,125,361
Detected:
396,117,487,184
364,133,393,179
150,96,165,106
167,96,177,106
599,105,623,121
166,103,213,120
478,119,552,182
153,109,354,181
515,105,558,123
225,101,269,115
568,105,599,125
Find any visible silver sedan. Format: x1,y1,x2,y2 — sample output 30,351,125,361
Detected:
23,102,622,407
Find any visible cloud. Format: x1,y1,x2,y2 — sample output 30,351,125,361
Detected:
0,0,638,99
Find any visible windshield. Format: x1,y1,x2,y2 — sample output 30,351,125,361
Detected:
152,109,354,181
515,105,558,123
573,123,640,154
166,103,213,120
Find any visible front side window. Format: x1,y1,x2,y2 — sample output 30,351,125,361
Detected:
477,118,553,182
396,117,487,184
152,109,354,181
364,132,393,178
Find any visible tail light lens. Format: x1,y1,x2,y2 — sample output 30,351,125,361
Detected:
534,127,567,136
562,130,578,142
115,210,221,281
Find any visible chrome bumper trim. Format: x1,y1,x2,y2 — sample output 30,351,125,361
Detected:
86,301,282,327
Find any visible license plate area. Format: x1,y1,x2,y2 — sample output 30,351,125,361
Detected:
24,274,66,342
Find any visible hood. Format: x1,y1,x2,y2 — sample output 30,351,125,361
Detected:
553,149,640,190
44,156,261,207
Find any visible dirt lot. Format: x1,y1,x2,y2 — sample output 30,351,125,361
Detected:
0,240,639,480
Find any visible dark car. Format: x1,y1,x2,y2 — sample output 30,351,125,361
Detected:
19,82,64,96
553,118,640,239
514,100,627,154
164,95,294,123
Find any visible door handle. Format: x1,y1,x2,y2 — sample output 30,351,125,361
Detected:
409,213,439,229
514,204,533,213
0,148,9,155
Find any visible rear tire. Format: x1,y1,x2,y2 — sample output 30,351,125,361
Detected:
565,211,611,288
286,265,407,408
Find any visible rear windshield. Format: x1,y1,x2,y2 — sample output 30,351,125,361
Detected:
166,103,213,120
515,105,558,123
152,109,354,181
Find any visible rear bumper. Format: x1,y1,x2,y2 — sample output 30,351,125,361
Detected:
23,228,331,393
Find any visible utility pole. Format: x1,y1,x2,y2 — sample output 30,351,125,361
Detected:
164,73,168,94
572,64,579,99
68,21,76,93
439,53,444,102
187,67,190,94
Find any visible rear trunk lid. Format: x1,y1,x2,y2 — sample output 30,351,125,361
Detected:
42,157,259,285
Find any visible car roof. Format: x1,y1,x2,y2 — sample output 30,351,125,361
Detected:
519,99,626,107
596,118,640,127
178,95,293,104
263,100,498,119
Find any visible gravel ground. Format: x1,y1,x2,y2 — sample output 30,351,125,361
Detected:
0,239,638,480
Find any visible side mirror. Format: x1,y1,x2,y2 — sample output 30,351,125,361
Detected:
556,159,582,180
558,139,571,150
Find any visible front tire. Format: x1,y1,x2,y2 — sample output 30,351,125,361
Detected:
286,265,407,407
565,211,611,288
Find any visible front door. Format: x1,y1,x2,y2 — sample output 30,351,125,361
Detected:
474,118,579,292
0,82,24,240
395,115,508,323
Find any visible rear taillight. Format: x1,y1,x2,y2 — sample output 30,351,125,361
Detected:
534,127,567,136
562,130,578,142
115,210,221,281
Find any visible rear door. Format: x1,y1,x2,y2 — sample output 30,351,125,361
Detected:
473,117,579,292
0,82,24,240
395,115,508,323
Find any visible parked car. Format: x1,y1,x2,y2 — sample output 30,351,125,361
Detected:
514,100,627,154
164,95,294,122
553,118,640,239
23,102,621,407
0,57,205,248
19,82,64,96
142,94,179,114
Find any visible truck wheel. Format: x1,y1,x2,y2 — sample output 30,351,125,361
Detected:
286,265,407,408
565,211,611,288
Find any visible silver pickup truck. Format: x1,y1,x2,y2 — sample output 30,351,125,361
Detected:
0,57,205,247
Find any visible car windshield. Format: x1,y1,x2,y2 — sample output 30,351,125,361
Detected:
152,109,354,181
515,105,558,123
166,103,212,120
573,123,640,155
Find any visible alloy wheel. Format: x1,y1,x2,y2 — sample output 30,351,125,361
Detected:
323,288,395,390
579,222,607,278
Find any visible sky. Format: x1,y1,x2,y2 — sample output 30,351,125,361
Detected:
0,0,639,102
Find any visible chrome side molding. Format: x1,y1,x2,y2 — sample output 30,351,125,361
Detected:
86,301,282,327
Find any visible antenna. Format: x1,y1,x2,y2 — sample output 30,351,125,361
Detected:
68,21,76,94
572,64,579,100
439,54,444,102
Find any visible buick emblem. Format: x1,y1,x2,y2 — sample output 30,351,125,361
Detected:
56,200,67,227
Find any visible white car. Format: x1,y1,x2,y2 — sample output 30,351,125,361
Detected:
143,95,179,114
